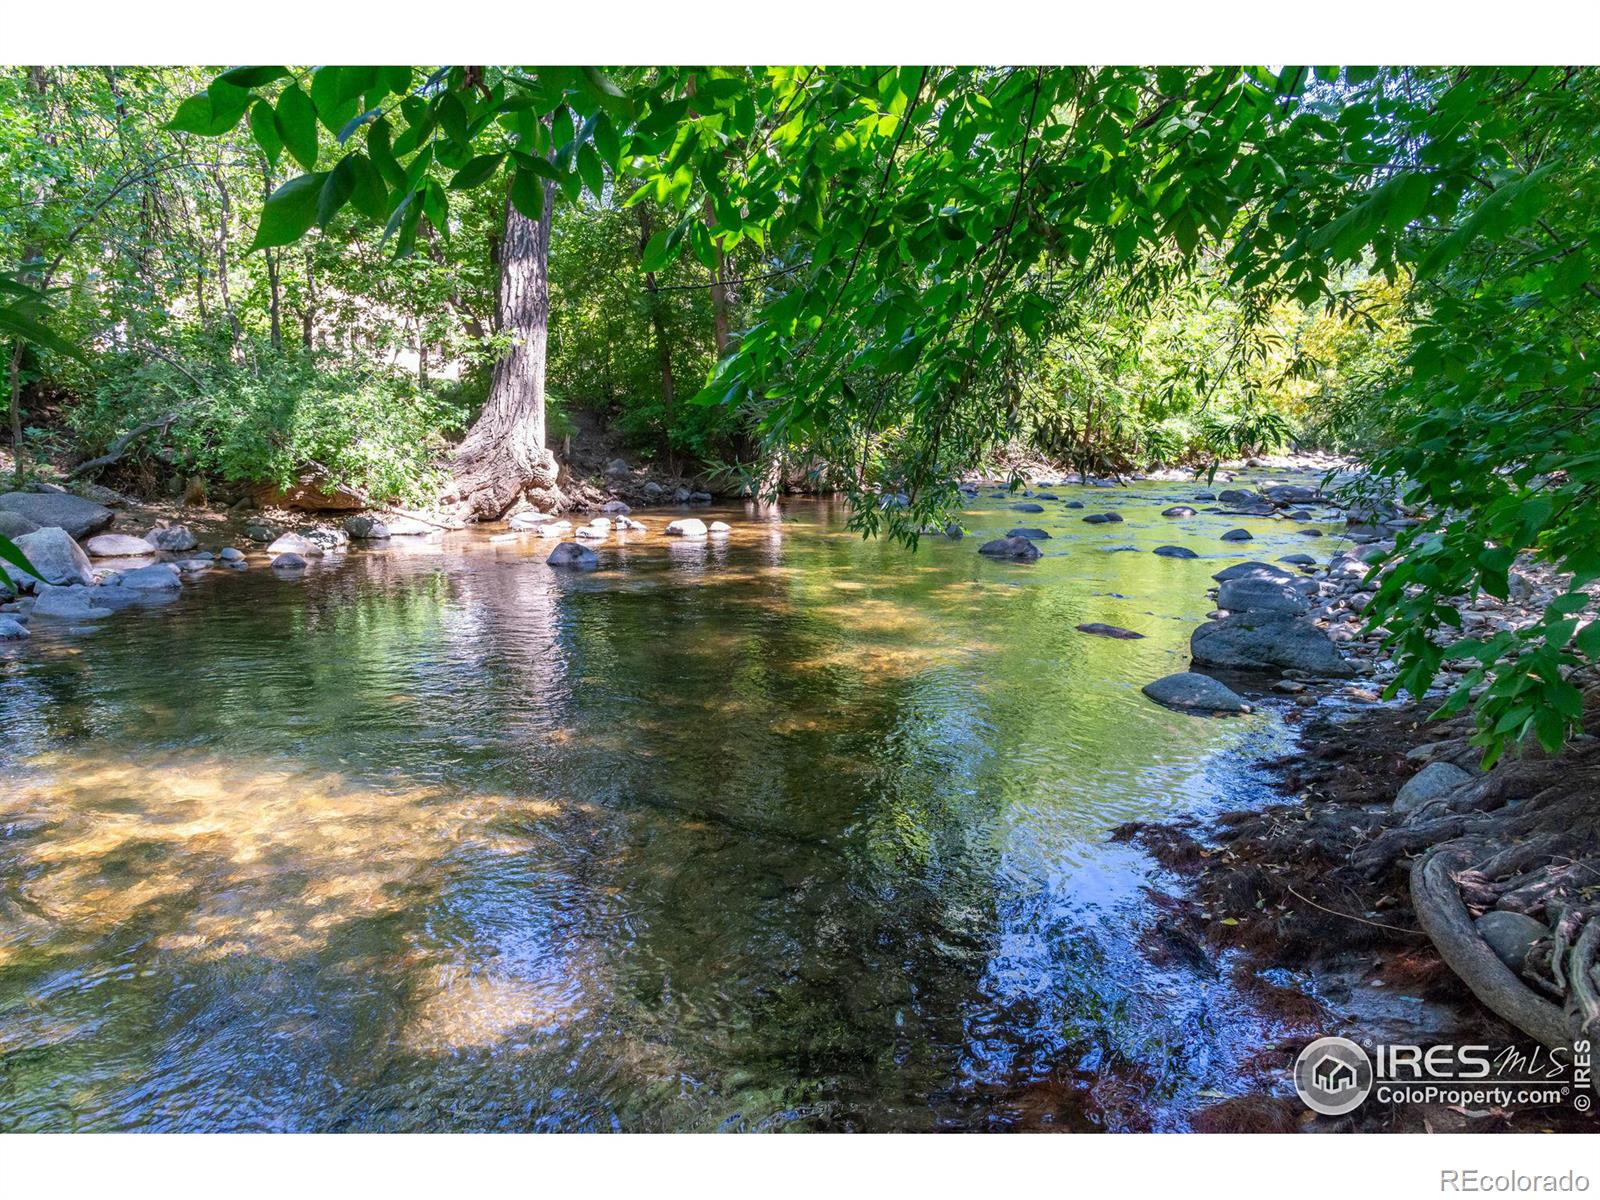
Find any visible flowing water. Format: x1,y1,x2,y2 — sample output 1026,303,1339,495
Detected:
0,479,1343,1131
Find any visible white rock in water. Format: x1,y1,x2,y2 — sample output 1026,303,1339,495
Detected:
267,533,324,558
83,533,158,558
7,527,96,587
666,518,708,538
709,521,731,533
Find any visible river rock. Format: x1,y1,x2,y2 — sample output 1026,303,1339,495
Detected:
146,524,198,552
8,527,96,587
666,518,708,538
1474,910,1550,973
1142,672,1252,714
0,510,40,539
272,553,309,570
0,615,28,640
32,583,112,620
1010,502,1045,513
1264,484,1321,505
1393,761,1473,815
1007,527,1050,540
1191,612,1355,676
709,521,731,533
1076,622,1143,639
266,533,324,558
385,516,436,536
244,523,278,543
535,520,572,537
118,563,183,591
944,523,964,539
0,491,113,540
1064,500,1084,509
978,536,1041,562
600,500,631,515
1153,545,1198,559
84,533,157,558
1213,561,1295,585
1083,512,1123,524
1278,553,1316,566
547,542,599,570
1162,506,1197,518
220,547,244,562
1218,489,1260,505
344,515,391,540
1221,528,1253,542
575,524,608,539
1216,575,1311,615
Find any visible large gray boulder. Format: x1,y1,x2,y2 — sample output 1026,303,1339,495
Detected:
0,510,40,539
1264,483,1321,505
1474,910,1550,973
1217,575,1311,615
0,491,113,540
32,583,113,620
1213,560,1296,585
0,615,29,640
84,533,158,558
547,542,599,570
978,536,1042,562
1142,672,1252,714
1191,612,1354,676
9,527,95,586
1393,761,1473,815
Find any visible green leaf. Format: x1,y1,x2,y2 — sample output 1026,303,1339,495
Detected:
582,66,625,99
318,159,357,228
449,153,506,190
167,84,251,135
577,143,605,200
0,533,47,586
0,303,87,363
344,154,390,221
248,99,282,169
251,172,327,249
275,85,320,171
217,66,291,89
510,169,548,222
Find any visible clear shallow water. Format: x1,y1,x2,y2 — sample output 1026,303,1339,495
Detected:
0,480,1340,1131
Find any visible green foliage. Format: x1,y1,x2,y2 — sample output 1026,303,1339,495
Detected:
75,333,467,504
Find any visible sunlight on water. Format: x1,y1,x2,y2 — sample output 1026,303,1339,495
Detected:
0,481,1335,1130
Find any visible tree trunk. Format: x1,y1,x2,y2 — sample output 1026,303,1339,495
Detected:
638,204,676,418
262,169,283,352
445,179,559,520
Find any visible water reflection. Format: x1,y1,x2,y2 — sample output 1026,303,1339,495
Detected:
0,483,1330,1130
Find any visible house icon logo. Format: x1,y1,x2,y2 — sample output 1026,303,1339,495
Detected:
1294,1036,1374,1116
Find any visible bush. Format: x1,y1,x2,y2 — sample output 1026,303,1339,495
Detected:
70,333,467,505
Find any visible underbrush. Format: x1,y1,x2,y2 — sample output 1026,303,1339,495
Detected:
67,333,467,505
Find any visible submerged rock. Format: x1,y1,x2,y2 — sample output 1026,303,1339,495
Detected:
1221,528,1253,542
118,564,183,591
1076,622,1143,639
1278,553,1317,566
943,523,964,539
1191,612,1354,676
1082,512,1123,524
1142,672,1252,714
1153,545,1198,559
1162,506,1197,518
1064,500,1085,509
1007,527,1050,540
978,536,1041,562
32,584,113,620
547,542,599,570
8,527,95,586
1010,502,1045,514
1263,483,1321,505
1393,761,1473,815
0,491,113,540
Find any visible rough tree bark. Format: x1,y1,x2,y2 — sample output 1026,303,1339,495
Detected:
444,177,560,520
